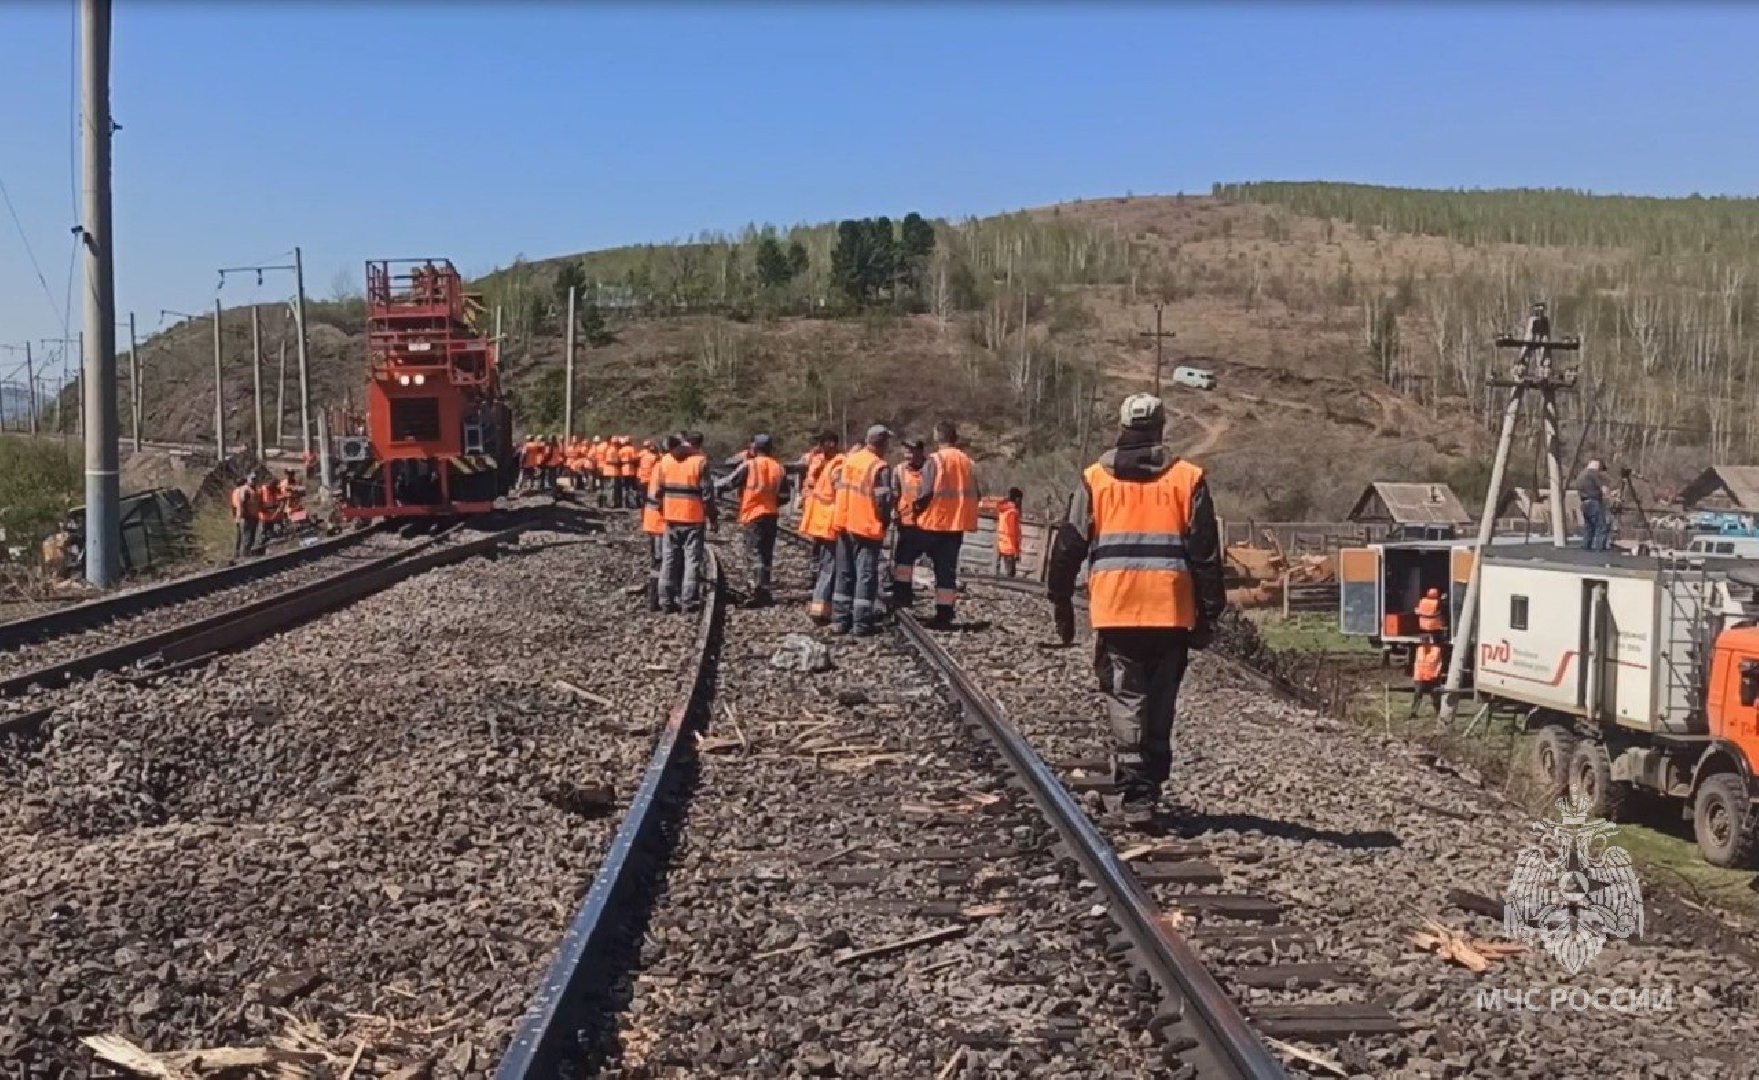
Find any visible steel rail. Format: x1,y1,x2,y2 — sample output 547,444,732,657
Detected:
0,509,555,707
894,610,1287,1080
496,546,725,1080
0,521,391,653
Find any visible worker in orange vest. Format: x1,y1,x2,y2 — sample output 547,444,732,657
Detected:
1047,393,1227,824
832,425,895,635
890,437,929,607
797,432,837,528
996,487,1024,578
545,436,566,492
716,434,789,607
618,436,640,508
641,436,672,610
519,436,544,493
655,431,718,613
594,437,614,505
912,420,981,628
798,433,845,624
230,477,260,560
1414,587,1447,636
255,476,283,552
1409,636,1447,719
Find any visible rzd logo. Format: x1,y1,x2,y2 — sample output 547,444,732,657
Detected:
1481,639,1511,666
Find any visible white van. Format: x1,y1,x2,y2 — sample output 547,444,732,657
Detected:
1171,366,1216,391
1686,535,1759,559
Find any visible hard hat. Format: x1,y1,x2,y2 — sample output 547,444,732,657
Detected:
1119,393,1166,430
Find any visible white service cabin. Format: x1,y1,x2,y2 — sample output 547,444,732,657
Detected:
1473,548,1759,735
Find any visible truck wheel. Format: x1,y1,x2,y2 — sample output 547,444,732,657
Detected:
1568,740,1633,822
1532,726,1576,794
1694,774,1759,869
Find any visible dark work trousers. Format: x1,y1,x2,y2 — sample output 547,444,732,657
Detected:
645,533,663,610
809,539,837,622
1408,679,1443,718
745,515,778,593
234,519,257,559
1096,629,1193,803
892,525,923,605
834,532,885,634
660,524,707,611
998,554,1018,578
917,529,964,623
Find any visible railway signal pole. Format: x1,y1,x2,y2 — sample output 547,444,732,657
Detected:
1438,305,1581,724
1139,302,1174,396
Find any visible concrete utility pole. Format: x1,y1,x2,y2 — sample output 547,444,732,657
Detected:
25,342,38,435
276,339,287,447
294,246,312,459
79,0,120,586
127,312,140,451
563,285,576,444
251,305,264,458
1139,302,1175,396
212,299,225,459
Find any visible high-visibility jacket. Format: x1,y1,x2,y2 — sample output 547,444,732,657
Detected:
256,483,282,524
800,453,845,541
834,447,890,541
521,441,544,469
592,441,610,475
896,464,923,527
996,499,1021,557
656,453,708,525
740,455,785,525
918,447,979,533
1084,458,1202,629
637,449,660,488
546,443,565,469
1414,644,1444,682
1415,594,1446,633
642,469,665,536
798,450,827,526
618,442,638,478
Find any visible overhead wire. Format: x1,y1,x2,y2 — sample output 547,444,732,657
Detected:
0,175,65,326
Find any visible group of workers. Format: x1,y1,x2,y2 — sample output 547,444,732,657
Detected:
228,469,307,559
518,434,658,507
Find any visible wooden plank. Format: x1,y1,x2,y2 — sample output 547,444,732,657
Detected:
1131,861,1224,887
1229,963,1353,989
1250,1004,1405,1041
822,869,886,888
1163,895,1282,923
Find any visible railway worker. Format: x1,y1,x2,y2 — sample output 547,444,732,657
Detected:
913,420,982,629
519,435,544,492
594,436,614,504
1414,587,1446,636
996,487,1024,578
619,436,641,508
1577,458,1616,552
1046,393,1227,824
548,436,568,492
717,434,789,607
1408,635,1447,719
797,432,837,523
642,438,672,610
891,437,929,607
799,433,846,624
254,475,283,551
231,476,260,560
656,432,718,614
832,425,895,636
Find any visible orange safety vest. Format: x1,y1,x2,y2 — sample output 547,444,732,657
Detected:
1083,459,1201,630
996,499,1021,557
619,443,638,477
896,464,923,527
834,447,887,541
918,447,979,533
637,448,660,488
1414,644,1444,682
256,483,281,524
521,441,544,469
800,453,845,541
642,468,665,536
740,455,785,525
656,453,708,525
798,450,827,528
1415,594,1446,633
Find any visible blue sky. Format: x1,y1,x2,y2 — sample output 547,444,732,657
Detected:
3,1,1758,384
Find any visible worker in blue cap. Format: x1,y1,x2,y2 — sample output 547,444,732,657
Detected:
716,433,789,607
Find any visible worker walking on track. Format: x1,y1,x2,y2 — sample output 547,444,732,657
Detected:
799,433,845,624
231,476,259,560
1047,393,1227,825
913,420,981,628
1408,635,1447,719
833,425,895,636
717,434,788,608
642,436,673,610
996,487,1024,577
656,432,718,613
620,437,641,508
891,437,928,607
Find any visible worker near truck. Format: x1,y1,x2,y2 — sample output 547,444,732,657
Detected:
832,425,895,636
996,487,1024,578
1577,458,1617,552
1414,587,1446,635
913,420,981,629
1408,636,1447,719
1047,393,1227,824
891,437,929,607
655,431,717,614
717,434,788,608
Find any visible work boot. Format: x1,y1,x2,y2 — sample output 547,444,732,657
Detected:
744,588,773,610
924,610,955,631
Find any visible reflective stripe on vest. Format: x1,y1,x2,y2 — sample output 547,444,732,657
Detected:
1084,459,1200,630
657,454,707,524
741,456,784,524
896,464,923,527
801,454,844,541
918,447,978,533
835,448,887,541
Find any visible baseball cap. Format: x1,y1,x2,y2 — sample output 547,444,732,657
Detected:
865,424,893,443
752,434,773,449
1119,393,1166,430
900,436,925,450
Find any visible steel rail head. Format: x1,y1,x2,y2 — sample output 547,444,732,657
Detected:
496,547,725,1080
894,612,1288,1080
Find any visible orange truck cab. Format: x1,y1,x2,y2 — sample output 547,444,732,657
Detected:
1700,626,1759,865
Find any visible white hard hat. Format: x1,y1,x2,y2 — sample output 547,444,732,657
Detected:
1119,392,1166,430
